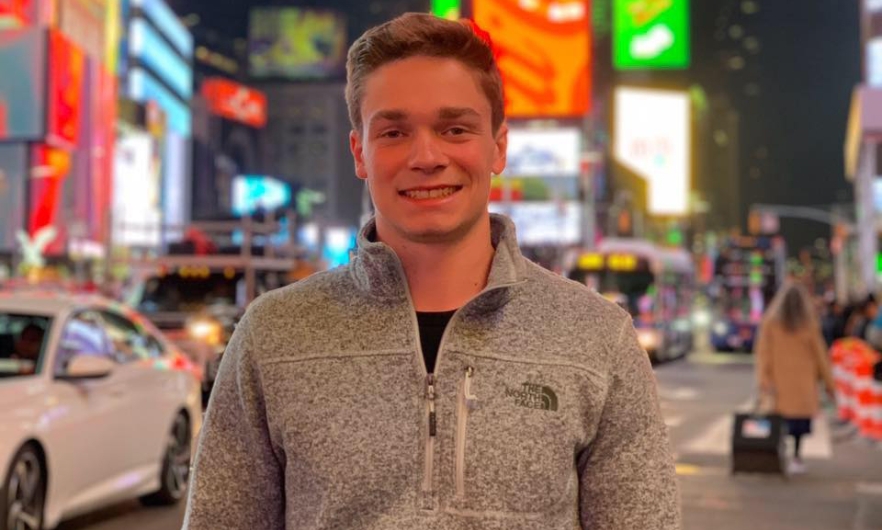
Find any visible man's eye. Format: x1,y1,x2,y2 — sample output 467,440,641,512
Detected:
381,130,403,139
447,127,467,135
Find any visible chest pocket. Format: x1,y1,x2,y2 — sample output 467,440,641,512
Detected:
441,354,603,516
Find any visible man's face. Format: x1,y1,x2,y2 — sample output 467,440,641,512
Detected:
350,56,507,244
15,327,42,361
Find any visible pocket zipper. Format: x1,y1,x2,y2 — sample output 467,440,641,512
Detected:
455,366,477,499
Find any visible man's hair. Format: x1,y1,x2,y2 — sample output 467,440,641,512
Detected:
345,13,505,135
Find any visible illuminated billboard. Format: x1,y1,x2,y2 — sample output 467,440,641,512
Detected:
613,0,690,70
232,175,292,217
488,201,581,245
613,86,690,215
46,30,86,149
473,0,591,117
128,67,190,136
0,0,36,29
249,8,347,80
505,127,581,177
0,27,45,141
130,17,192,100
113,131,162,246
432,0,461,19
131,0,193,58
201,78,267,128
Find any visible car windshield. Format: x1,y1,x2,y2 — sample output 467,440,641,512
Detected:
0,313,52,378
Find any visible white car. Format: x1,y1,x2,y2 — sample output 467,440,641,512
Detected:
0,291,203,530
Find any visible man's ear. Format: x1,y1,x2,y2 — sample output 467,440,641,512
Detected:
350,130,368,180
491,121,508,176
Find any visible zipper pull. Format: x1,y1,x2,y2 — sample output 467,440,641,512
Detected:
427,374,437,437
464,366,478,410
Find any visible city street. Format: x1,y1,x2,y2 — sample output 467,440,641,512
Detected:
56,342,882,530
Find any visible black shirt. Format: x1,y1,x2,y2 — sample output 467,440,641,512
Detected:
416,310,457,374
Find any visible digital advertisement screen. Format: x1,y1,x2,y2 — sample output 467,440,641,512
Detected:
128,66,191,136
489,201,581,245
0,27,46,141
201,77,267,128
232,175,292,217
131,0,193,58
130,17,192,100
432,0,461,19
613,86,690,215
473,0,591,117
113,131,162,246
46,30,85,149
0,0,37,29
613,0,690,70
249,8,347,80
505,127,581,177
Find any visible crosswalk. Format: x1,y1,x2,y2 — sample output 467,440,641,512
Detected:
665,397,833,460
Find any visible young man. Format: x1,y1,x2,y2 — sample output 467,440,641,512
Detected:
183,13,680,530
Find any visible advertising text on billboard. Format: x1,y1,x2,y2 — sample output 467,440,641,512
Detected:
202,78,267,128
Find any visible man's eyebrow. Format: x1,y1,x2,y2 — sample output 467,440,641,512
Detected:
438,107,481,120
368,109,408,127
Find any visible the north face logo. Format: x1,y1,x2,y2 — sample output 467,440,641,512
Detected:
505,382,558,411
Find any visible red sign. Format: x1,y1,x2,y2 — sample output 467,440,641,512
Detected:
29,143,71,253
0,0,33,27
201,77,268,128
46,30,85,149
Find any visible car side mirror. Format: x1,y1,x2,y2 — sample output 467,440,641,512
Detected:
57,354,114,381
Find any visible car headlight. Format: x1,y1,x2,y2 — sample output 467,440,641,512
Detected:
187,318,223,346
712,322,729,336
636,329,660,351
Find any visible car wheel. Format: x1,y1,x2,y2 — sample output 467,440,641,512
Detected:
140,413,191,506
1,444,45,530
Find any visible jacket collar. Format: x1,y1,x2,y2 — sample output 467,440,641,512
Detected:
349,214,527,302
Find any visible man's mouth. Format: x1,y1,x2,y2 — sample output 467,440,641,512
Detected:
399,186,462,200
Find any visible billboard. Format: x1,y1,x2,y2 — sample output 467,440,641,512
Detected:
46,30,86,149
113,131,162,246
613,0,690,70
232,175,292,217
505,127,581,177
0,0,36,28
0,27,45,141
613,86,690,215
432,0,461,19
473,0,591,118
131,0,193,58
57,0,106,60
130,17,192,100
489,201,581,245
128,66,190,136
201,78,267,128
249,8,347,80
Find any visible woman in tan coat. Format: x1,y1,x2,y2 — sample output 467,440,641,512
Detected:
755,282,835,474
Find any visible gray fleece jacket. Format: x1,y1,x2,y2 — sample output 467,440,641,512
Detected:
183,214,681,530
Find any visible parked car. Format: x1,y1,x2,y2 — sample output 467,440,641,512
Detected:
0,291,202,530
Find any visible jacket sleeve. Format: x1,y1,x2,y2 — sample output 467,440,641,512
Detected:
182,311,285,530
754,321,774,393
577,318,681,530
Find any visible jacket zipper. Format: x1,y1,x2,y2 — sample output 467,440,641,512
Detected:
422,373,436,510
455,366,476,499
387,249,525,511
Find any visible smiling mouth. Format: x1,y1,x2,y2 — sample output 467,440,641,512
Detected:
399,186,463,200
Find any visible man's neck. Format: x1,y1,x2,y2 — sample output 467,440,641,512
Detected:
377,219,496,312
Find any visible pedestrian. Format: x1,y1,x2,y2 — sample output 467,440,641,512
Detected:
183,13,679,530
755,282,836,474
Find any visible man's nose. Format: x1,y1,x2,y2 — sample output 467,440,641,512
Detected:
408,129,448,174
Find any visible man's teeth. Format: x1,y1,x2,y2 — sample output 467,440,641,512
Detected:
403,187,458,199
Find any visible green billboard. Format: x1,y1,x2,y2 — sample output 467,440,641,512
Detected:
613,0,690,70
432,0,461,20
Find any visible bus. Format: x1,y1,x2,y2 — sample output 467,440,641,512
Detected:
568,239,695,362
709,235,786,352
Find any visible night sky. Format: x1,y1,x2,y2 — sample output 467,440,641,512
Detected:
171,0,863,254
